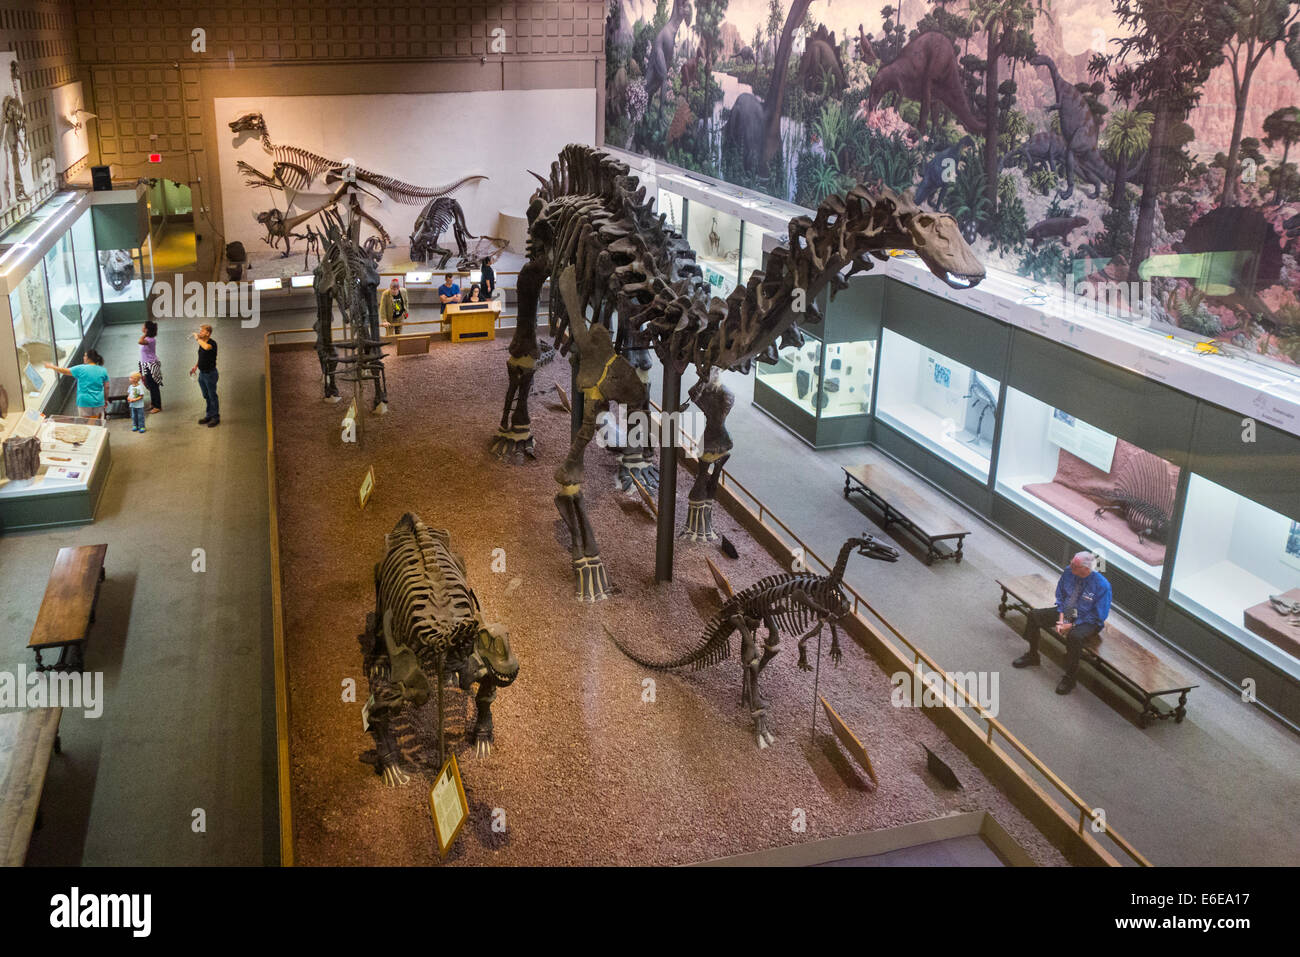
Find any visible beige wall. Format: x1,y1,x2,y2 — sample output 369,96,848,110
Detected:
0,0,81,234
74,1,609,274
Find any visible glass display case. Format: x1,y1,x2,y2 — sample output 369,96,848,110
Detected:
98,238,152,305
9,261,60,410
875,329,1000,481
757,334,875,419
657,188,684,234
45,230,83,357
995,386,1180,589
71,207,101,328
1170,475,1300,669
689,204,743,298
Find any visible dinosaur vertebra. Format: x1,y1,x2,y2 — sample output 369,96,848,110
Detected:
360,513,519,786
609,535,898,747
493,145,983,602
868,32,985,137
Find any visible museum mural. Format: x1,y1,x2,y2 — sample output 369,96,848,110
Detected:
604,0,1300,368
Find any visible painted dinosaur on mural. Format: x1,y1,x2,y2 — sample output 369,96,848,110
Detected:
868,32,986,137
643,0,692,114
798,24,846,93
491,144,984,601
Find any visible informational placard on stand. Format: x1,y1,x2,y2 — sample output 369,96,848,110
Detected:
358,465,376,510
429,753,468,859
1046,408,1117,473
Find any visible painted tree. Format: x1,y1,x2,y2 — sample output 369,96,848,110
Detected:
1217,0,1300,205
694,0,729,71
1093,0,1232,281
966,0,1047,221
1102,107,1154,205
766,0,785,64
1263,104,1300,202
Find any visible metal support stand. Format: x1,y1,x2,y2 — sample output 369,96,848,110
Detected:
655,365,681,583
810,627,823,746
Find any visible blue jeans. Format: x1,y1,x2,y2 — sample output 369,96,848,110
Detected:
130,405,146,430
197,369,219,420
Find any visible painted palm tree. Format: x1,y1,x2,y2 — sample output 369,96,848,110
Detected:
1101,108,1152,207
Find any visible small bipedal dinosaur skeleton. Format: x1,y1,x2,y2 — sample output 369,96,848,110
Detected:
963,371,996,442
1093,453,1172,545
359,513,519,787
608,534,898,747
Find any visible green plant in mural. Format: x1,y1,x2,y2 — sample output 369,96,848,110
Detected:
1165,286,1224,336
942,149,992,236
1263,105,1300,203
1019,239,1070,285
1102,107,1153,208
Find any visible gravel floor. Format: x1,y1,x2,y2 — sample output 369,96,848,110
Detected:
271,339,1067,866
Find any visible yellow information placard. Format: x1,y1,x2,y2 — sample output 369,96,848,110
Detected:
429,752,468,858
359,465,376,510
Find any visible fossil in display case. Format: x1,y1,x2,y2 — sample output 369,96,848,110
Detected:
359,513,519,787
608,534,899,748
493,144,983,600
99,249,135,292
2,434,40,479
1093,451,1172,545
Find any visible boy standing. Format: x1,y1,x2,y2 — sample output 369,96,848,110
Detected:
127,371,148,432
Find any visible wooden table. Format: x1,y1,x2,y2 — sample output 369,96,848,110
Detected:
842,464,970,565
28,544,108,672
0,708,63,866
996,573,1199,726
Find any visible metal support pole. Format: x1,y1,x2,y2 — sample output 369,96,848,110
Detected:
655,364,681,583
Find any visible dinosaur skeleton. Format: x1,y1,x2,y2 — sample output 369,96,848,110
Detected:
963,372,996,442
1093,453,1172,545
1268,595,1300,627
311,207,388,411
409,196,475,268
608,534,898,747
491,144,983,601
228,111,486,206
255,182,392,258
359,513,519,786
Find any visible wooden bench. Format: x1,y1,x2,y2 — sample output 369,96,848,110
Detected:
0,707,63,865
28,544,108,672
996,573,1198,727
842,464,970,566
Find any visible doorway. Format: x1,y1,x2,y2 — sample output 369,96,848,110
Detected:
146,178,197,274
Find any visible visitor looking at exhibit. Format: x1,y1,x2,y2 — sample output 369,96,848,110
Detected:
44,349,110,421
189,323,220,428
379,277,409,335
138,320,163,413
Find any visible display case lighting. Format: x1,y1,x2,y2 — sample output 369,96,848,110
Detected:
252,277,283,291
289,274,314,288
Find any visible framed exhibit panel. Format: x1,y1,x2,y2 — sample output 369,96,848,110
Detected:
994,387,1179,590
1169,475,1300,674
876,329,1000,483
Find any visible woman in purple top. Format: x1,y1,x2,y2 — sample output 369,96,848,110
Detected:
138,320,163,412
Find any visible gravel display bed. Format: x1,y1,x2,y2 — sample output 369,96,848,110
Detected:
270,339,1067,866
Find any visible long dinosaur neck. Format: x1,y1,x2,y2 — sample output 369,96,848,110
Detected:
261,127,274,153
829,539,856,586
763,0,811,167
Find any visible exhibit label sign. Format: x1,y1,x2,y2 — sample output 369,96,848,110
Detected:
429,753,468,859
358,465,376,510
1046,408,1117,473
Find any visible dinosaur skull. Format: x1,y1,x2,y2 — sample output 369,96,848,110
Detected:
899,197,986,289
475,623,519,687
854,535,900,563
228,111,266,136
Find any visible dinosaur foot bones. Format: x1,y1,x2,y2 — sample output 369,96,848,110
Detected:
678,500,719,542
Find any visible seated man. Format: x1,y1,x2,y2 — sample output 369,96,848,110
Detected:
1013,551,1112,695
437,273,461,311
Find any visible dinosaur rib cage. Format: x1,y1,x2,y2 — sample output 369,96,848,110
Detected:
525,143,915,378
378,514,481,659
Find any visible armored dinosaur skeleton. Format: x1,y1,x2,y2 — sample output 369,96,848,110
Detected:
492,144,983,601
608,534,899,747
359,513,519,786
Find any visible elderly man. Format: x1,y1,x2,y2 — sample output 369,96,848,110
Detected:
1013,551,1112,694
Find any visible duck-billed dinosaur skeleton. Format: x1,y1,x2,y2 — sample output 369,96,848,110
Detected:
608,534,899,747
492,144,983,601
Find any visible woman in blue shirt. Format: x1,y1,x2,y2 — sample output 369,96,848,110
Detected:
45,349,111,421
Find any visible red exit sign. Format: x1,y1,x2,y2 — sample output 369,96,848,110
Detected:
148,153,161,163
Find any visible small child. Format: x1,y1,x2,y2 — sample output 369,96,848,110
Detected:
127,371,148,433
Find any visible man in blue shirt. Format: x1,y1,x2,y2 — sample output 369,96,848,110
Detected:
437,273,461,312
1013,551,1112,694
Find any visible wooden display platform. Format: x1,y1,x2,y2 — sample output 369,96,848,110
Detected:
842,464,970,565
996,573,1198,726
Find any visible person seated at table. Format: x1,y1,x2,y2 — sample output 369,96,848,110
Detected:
463,283,482,303
437,273,461,311
1013,551,1111,695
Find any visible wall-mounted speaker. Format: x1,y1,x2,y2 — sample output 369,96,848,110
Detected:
91,165,112,191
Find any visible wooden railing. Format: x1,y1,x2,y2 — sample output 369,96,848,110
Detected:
648,398,1151,867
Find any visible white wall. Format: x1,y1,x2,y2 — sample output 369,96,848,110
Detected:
996,387,1058,485
215,89,596,255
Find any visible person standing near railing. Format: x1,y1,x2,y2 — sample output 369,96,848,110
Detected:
379,277,409,336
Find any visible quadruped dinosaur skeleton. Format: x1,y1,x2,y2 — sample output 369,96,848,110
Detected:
492,144,984,602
